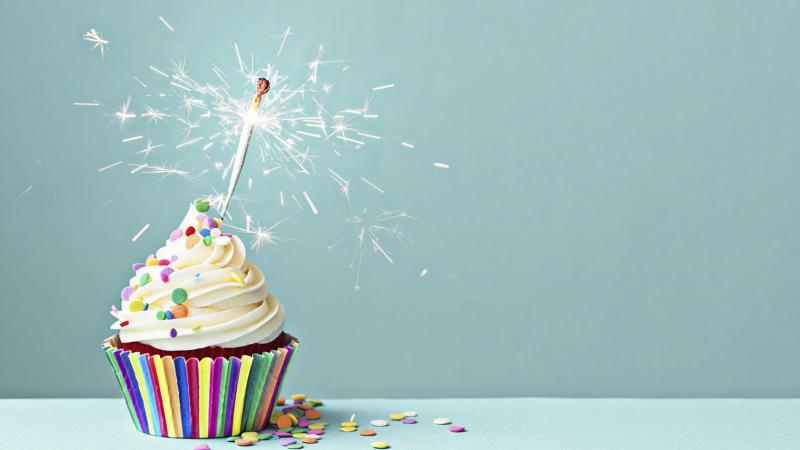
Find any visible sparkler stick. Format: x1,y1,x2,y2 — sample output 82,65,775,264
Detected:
220,77,270,218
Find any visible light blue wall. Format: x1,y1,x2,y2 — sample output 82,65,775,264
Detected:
2,0,800,398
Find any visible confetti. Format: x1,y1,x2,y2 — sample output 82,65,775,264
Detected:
169,328,178,338
433,417,451,425
401,418,417,424
370,419,389,427
360,429,376,436
371,442,390,449
388,413,404,421
171,288,188,304
449,425,466,433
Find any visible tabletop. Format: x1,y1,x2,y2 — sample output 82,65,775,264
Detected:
1,397,798,449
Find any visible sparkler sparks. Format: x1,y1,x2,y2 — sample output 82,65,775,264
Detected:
131,223,150,242
83,29,109,57
83,27,420,289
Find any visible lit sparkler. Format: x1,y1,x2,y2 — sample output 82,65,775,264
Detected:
81,27,417,288
220,77,270,218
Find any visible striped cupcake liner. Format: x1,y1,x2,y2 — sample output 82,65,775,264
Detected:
102,334,299,438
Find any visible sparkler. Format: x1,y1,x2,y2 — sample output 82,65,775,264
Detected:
220,77,270,218
80,27,420,289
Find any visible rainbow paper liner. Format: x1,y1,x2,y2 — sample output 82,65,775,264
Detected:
102,334,299,438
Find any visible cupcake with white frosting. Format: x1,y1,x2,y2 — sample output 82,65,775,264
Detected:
102,199,299,439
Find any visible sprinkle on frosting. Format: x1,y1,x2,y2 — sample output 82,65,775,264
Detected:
194,197,210,212
171,288,188,304
139,272,151,287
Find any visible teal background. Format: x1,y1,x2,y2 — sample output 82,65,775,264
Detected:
2,0,800,398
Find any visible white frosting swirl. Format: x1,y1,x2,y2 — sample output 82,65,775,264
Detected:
110,204,285,351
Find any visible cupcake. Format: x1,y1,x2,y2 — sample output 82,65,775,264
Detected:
102,199,298,438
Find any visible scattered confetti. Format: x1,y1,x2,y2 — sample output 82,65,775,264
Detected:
401,417,417,424
371,442,390,449
360,429,376,436
388,413,404,421
433,417,451,425
403,411,417,417
370,419,389,427
449,425,466,433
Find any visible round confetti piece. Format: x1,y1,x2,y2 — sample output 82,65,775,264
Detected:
307,429,324,435
339,426,357,432
156,310,167,320
287,445,304,450
199,228,211,237
277,396,286,406
230,272,244,285
401,417,417,424
169,328,177,338
158,259,170,266
370,419,389,427
139,272,151,286
388,413,404,421
169,228,183,241
185,226,196,236
194,198,210,212
276,414,294,430
403,411,417,417
146,258,158,266
207,217,218,229
340,421,357,427
132,263,145,272
194,445,210,450
308,424,326,430
235,438,253,446
304,409,321,420
433,417,451,425
165,310,174,320
128,299,144,312
226,436,238,442
121,286,133,301
279,438,297,446
449,425,465,433
371,441,390,449
360,429,376,436
203,236,213,246
292,433,307,439
288,413,299,426
291,393,306,401
185,234,201,249
170,304,188,319
143,302,150,311
241,432,259,441
275,432,293,438
257,432,273,440
298,418,311,428
171,254,178,262
171,288,188,304
302,436,318,444
211,228,221,238
309,399,324,406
